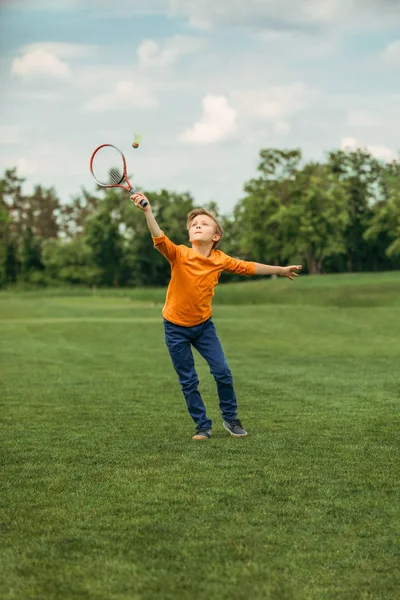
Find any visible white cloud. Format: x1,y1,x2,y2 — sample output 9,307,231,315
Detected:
274,121,291,135
365,144,398,163
0,139,60,177
341,136,397,163
84,0,168,18
7,0,398,30
346,109,381,127
12,48,71,79
137,35,205,68
81,81,158,112
381,40,400,67
20,42,96,58
76,66,134,86
0,125,22,144
4,157,38,176
168,0,400,31
18,91,62,102
2,0,399,215
2,0,78,8
179,94,237,145
235,82,312,126
11,42,95,81
256,28,338,61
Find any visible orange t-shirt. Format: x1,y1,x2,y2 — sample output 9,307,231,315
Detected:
153,232,256,327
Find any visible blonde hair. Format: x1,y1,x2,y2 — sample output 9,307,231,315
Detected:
186,208,223,249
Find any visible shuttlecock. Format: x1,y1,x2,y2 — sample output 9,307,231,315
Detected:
132,132,143,149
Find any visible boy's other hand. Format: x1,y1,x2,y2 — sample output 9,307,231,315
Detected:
131,192,151,212
281,265,302,280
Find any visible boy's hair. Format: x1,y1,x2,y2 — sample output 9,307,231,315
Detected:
186,208,223,249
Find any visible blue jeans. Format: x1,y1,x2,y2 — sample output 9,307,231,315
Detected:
163,317,237,430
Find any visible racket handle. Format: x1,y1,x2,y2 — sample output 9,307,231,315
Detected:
130,187,148,207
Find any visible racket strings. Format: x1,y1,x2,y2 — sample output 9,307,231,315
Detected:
92,146,124,186
109,166,123,185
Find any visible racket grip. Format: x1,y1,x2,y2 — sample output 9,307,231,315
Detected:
129,187,148,207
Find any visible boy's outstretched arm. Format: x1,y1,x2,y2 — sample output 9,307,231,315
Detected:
254,263,302,281
130,192,162,238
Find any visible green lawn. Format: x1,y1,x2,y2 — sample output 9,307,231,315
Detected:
1,274,399,600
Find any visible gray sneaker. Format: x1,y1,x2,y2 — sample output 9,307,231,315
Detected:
223,419,248,437
192,428,212,440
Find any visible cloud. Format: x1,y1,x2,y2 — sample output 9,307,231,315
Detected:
137,35,205,68
274,121,291,135
346,110,381,127
11,42,96,81
7,0,398,31
81,81,158,112
168,0,400,31
0,125,22,144
235,82,313,126
12,48,71,79
20,42,96,58
256,28,338,61
381,40,400,67
2,0,167,16
0,157,38,176
84,0,168,18
17,91,62,102
2,0,79,9
2,0,399,215
179,94,237,145
341,136,397,163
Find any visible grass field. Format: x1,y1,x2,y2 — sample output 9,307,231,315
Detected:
1,273,399,600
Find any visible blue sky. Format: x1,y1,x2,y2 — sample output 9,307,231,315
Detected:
0,0,399,214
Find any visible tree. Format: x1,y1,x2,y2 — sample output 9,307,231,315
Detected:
59,188,101,239
327,149,382,272
19,227,43,279
0,197,9,287
275,163,350,274
27,184,61,238
2,145,400,289
122,189,195,286
42,238,101,285
3,240,18,285
0,176,19,286
84,209,124,286
233,149,302,265
1,168,25,237
364,160,400,261
2,170,61,239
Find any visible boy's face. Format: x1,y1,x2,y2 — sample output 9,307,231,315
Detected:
189,215,220,246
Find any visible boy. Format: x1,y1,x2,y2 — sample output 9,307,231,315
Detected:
131,192,302,440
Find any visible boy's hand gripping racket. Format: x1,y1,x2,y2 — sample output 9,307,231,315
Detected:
89,144,147,207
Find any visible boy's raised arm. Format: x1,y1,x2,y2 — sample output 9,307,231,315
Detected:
131,192,162,238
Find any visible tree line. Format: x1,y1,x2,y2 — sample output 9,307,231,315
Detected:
1,147,399,288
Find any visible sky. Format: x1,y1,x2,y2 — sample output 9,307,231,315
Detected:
0,0,399,215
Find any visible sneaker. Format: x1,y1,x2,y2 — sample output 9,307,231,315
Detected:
192,428,212,440
223,419,248,437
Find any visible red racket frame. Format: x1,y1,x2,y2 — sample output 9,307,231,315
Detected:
90,143,147,206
